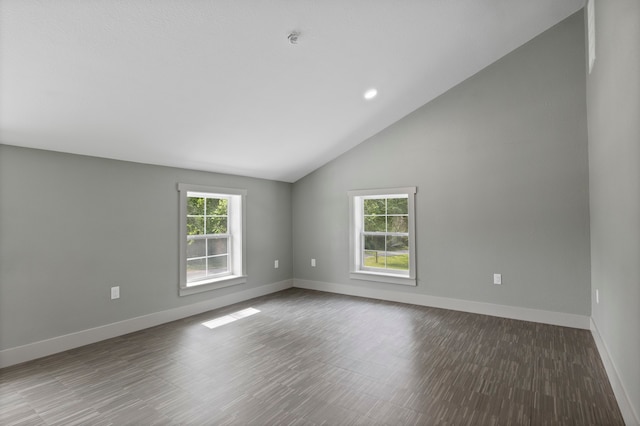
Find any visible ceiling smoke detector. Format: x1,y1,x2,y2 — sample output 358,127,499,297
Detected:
287,31,300,44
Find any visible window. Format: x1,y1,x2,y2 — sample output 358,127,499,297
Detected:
178,184,246,296
348,187,416,286
587,0,596,73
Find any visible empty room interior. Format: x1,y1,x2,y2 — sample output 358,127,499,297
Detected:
0,0,638,425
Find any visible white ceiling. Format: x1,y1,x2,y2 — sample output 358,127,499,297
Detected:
0,0,584,182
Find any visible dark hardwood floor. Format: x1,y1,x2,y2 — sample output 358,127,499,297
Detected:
0,288,623,425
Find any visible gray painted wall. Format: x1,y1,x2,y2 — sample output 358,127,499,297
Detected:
0,145,292,351
292,12,590,315
586,0,640,419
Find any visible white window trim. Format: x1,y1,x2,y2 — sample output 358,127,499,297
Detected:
178,183,247,296
348,187,417,286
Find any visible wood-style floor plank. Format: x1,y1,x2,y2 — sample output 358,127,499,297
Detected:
0,288,624,425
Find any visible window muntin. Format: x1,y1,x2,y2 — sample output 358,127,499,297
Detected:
349,187,416,286
178,184,247,296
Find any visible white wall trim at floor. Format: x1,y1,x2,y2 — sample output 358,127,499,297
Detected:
590,318,640,426
0,279,293,369
293,279,590,329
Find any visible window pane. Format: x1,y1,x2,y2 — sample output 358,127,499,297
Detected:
385,236,408,270
206,217,227,234
187,239,206,259
207,255,228,275
364,235,385,251
387,215,408,233
387,198,408,214
187,217,204,235
187,258,207,282
385,253,409,271
386,235,409,252
364,216,386,232
364,199,385,215
187,197,205,215
206,198,228,215
207,238,228,256
363,250,385,268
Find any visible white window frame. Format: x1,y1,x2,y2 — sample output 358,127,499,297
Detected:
178,183,247,296
348,187,417,286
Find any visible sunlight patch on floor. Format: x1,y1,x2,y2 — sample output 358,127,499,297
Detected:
202,307,260,329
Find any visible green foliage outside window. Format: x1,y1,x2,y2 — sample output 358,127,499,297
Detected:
187,197,228,235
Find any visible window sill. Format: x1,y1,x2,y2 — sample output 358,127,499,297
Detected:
179,275,247,296
350,271,416,286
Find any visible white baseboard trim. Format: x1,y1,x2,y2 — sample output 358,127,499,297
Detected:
0,279,293,369
590,318,640,426
293,279,590,329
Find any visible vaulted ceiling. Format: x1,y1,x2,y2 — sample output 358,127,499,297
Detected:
0,0,584,182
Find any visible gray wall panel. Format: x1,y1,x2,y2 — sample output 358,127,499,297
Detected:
0,146,293,350
586,0,640,419
293,12,591,315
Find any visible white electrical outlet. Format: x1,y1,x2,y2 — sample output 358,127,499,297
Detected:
311,258,316,267
274,260,279,269
111,286,120,300
596,289,599,304
493,273,502,285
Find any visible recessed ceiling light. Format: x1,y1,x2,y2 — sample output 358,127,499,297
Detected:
364,88,378,100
